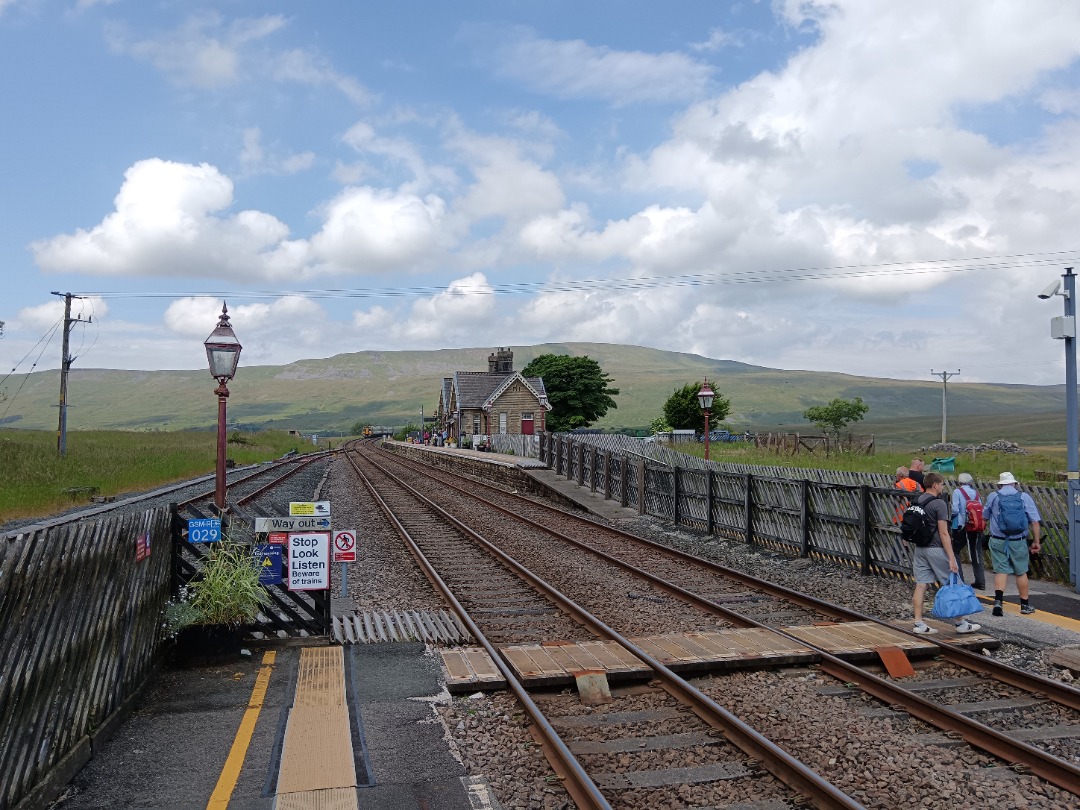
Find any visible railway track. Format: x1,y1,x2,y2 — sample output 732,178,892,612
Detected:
348,441,1080,806
344,442,864,809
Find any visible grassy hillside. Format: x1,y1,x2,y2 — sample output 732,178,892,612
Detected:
0,342,1066,447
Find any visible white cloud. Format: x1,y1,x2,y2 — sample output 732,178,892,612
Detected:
475,24,713,105
31,158,304,281
274,48,373,106
309,186,450,273
13,296,109,331
163,295,331,366
239,127,315,177
106,13,286,88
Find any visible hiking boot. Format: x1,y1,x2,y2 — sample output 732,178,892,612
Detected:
955,620,981,634
992,601,1004,617
1020,603,1036,615
913,622,938,635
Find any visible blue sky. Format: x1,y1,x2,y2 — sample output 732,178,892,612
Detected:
2,0,1080,390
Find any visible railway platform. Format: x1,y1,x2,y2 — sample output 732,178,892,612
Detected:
49,641,499,810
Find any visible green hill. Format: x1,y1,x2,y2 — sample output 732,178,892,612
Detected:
0,342,1066,446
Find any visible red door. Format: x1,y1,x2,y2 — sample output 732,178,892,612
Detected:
521,414,534,435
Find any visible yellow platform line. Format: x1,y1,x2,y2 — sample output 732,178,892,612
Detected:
977,595,1080,633
206,650,277,810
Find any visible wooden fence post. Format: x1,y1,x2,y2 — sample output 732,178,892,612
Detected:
706,469,714,535
577,444,585,486
860,484,871,575
603,450,612,500
744,473,754,546
590,446,598,493
621,454,629,508
170,502,182,596
566,439,574,480
638,458,646,515
800,479,811,558
672,467,680,525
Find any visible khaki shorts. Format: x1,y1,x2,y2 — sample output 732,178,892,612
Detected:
988,536,1030,576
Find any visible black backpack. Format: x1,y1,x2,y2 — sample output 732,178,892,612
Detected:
900,494,941,547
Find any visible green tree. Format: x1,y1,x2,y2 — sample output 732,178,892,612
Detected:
662,382,732,432
522,354,619,432
803,396,870,438
649,416,670,434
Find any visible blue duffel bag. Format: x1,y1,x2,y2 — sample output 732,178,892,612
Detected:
933,573,983,619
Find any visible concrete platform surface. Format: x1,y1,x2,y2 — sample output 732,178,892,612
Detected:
49,643,490,810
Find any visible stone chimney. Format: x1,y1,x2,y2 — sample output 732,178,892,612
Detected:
487,347,513,374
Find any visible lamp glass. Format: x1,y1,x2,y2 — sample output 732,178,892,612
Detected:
206,344,241,379
697,383,714,411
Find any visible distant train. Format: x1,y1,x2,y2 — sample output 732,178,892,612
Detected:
361,425,397,439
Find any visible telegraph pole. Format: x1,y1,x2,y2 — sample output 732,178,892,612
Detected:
51,291,91,456
930,369,959,444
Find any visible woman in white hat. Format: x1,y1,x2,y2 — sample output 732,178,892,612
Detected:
983,472,1042,616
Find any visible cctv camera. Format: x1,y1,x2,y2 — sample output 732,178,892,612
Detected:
1038,279,1062,300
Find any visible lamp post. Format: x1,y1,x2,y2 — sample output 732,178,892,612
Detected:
697,378,715,462
1038,267,1078,592
204,304,242,514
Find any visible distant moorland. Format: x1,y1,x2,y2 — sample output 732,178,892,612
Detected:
0,342,1067,447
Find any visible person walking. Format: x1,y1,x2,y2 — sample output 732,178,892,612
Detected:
910,472,982,635
950,473,987,590
983,472,1041,616
908,457,926,488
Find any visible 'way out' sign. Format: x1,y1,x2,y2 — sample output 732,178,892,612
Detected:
287,532,330,591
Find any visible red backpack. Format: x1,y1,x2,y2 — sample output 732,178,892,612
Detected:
959,487,985,532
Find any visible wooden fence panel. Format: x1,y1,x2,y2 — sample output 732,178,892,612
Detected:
552,433,1073,585
0,506,172,810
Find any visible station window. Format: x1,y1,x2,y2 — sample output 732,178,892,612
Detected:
473,416,481,435
499,413,507,433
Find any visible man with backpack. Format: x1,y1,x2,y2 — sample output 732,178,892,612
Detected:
904,472,982,635
950,472,986,590
983,472,1042,616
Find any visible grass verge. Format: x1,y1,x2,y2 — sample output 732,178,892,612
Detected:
0,429,334,524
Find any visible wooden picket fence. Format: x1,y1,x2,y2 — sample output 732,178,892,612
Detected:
0,506,173,810
539,433,1072,584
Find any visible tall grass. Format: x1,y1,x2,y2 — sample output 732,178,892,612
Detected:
679,440,1067,484
0,429,326,523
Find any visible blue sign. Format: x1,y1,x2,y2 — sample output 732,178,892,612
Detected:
187,518,221,544
255,544,283,586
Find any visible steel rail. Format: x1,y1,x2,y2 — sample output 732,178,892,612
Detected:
349,443,867,810
379,446,1080,797
341,447,612,810
233,454,321,506
177,450,333,512
383,445,1080,712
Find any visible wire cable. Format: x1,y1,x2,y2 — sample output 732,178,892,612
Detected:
67,249,1080,303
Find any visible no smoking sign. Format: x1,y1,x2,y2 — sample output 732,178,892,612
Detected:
333,529,357,563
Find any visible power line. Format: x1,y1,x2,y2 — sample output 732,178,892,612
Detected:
69,248,1080,303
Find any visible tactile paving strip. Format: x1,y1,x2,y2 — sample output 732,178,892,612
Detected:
276,647,358,807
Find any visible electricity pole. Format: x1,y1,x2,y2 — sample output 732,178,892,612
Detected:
930,369,959,444
51,291,91,456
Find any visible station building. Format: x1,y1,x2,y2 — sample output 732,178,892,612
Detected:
435,348,551,445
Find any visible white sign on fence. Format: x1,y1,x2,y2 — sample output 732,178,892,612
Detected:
287,531,330,591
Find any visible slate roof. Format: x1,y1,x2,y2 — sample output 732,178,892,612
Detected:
452,371,548,410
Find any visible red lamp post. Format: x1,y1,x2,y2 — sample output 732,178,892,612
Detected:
697,378,715,462
204,304,242,513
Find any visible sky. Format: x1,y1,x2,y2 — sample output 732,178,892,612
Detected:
2,1,1080,389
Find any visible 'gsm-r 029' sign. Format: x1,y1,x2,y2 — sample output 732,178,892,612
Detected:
187,518,221,543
